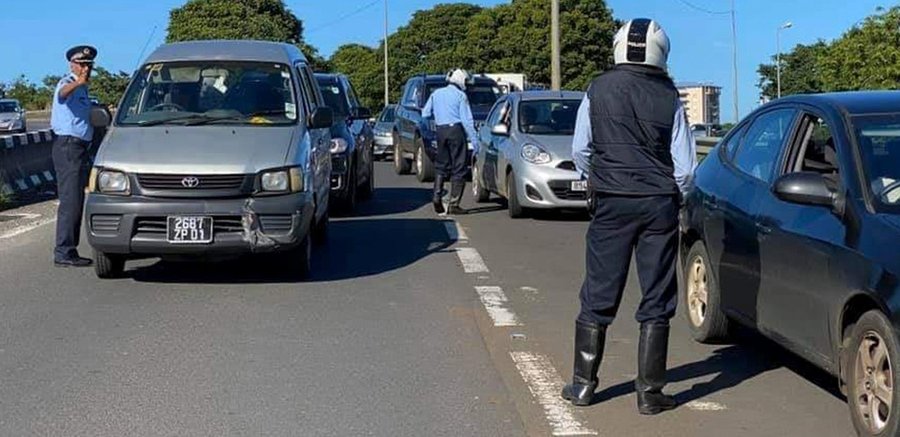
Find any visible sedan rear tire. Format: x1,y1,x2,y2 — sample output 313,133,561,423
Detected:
846,310,900,437
683,241,730,343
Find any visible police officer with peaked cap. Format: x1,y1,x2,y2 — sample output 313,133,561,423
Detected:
51,45,97,267
562,19,697,415
422,68,478,215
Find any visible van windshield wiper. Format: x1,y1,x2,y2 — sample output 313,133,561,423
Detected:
136,113,216,126
181,110,289,126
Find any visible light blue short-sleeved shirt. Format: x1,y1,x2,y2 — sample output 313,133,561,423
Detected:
51,74,93,141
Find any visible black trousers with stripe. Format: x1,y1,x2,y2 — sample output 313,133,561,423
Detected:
52,135,90,261
577,193,679,326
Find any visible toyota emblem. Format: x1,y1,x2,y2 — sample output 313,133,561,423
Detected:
181,176,200,188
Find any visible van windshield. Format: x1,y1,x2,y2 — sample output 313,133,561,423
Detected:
117,61,298,126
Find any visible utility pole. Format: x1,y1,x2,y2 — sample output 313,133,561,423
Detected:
551,0,560,90
730,0,738,123
776,21,793,99
383,0,390,107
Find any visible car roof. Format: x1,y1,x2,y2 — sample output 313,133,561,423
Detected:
144,40,306,64
509,90,584,101
777,91,900,116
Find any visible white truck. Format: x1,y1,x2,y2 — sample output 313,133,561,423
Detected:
485,73,527,94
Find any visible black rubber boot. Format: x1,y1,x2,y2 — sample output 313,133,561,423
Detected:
561,321,606,406
433,175,446,214
635,321,677,415
447,180,467,215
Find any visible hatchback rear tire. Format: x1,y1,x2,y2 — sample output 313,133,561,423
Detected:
472,164,490,203
683,241,730,343
846,310,900,437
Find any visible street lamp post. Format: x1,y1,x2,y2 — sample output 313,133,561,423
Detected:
383,0,390,107
776,21,792,99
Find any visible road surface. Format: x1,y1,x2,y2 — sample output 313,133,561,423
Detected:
0,162,856,436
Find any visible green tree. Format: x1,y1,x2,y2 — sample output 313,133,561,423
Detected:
330,44,383,110
166,0,328,69
5,76,51,110
89,67,132,107
819,6,900,91
756,41,829,99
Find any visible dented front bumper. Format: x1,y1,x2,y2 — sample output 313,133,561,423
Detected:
85,192,315,257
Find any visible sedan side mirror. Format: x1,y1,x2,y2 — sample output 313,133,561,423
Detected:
773,172,835,208
491,123,510,137
308,106,334,130
352,107,372,120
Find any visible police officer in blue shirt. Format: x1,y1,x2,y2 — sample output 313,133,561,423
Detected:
51,45,97,267
561,20,697,415
422,68,478,215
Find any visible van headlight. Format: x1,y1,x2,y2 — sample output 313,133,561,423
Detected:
521,144,551,165
95,169,130,195
330,138,349,154
259,167,304,193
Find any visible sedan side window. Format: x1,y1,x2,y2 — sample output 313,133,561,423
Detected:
790,115,840,189
733,109,797,184
485,98,507,127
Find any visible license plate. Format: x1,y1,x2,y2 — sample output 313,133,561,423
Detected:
571,180,588,192
167,216,213,244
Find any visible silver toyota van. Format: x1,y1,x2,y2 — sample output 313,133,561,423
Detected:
85,40,334,279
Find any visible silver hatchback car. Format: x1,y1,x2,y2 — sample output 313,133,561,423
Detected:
472,91,586,218
85,41,334,279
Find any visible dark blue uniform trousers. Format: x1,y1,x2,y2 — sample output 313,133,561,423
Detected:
435,124,468,183
578,194,679,326
52,135,90,261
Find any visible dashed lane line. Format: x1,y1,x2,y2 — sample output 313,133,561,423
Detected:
443,220,468,242
455,247,489,273
510,351,598,436
474,286,521,327
685,401,727,411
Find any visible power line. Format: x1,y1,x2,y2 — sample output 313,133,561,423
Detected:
674,0,732,15
306,0,382,34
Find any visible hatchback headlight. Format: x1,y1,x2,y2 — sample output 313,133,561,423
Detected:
521,144,551,165
94,169,130,195
330,138,349,154
259,167,304,193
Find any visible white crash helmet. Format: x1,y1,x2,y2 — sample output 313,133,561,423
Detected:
446,68,471,90
613,19,670,70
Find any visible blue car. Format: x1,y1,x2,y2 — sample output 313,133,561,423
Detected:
393,74,500,182
681,91,900,436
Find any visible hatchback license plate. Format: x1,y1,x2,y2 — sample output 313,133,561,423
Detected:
167,216,213,244
571,180,588,192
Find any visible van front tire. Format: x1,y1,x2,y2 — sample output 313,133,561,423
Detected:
94,250,125,279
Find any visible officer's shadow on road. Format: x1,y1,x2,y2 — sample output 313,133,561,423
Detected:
593,329,846,407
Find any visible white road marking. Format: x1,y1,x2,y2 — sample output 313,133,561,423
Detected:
474,286,521,327
456,247,489,273
685,401,727,411
0,217,56,241
509,351,598,436
442,220,468,241
1,213,41,220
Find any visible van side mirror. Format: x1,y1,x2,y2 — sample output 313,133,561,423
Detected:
773,172,834,208
352,107,372,120
308,106,334,129
491,123,510,137
90,106,111,128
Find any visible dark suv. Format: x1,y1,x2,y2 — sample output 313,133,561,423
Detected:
315,73,375,213
393,74,500,182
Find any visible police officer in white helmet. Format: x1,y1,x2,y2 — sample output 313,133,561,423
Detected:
422,68,478,215
562,19,697,415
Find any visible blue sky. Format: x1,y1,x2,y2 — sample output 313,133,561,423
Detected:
1,0,884,120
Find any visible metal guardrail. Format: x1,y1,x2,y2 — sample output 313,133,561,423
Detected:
696,136,721,160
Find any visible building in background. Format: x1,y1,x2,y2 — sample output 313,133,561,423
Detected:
676,82,721,127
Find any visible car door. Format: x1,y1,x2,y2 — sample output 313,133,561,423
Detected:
343,77,371,184
754,110,848,365
483,97,510,193
493,99,515,195
477,98,504,193
398,79,423,153
296,64,331,210
713,108,799,325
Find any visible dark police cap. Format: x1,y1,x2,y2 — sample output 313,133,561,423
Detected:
66,45,97,64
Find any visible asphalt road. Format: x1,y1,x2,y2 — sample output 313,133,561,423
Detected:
0,162,857,436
